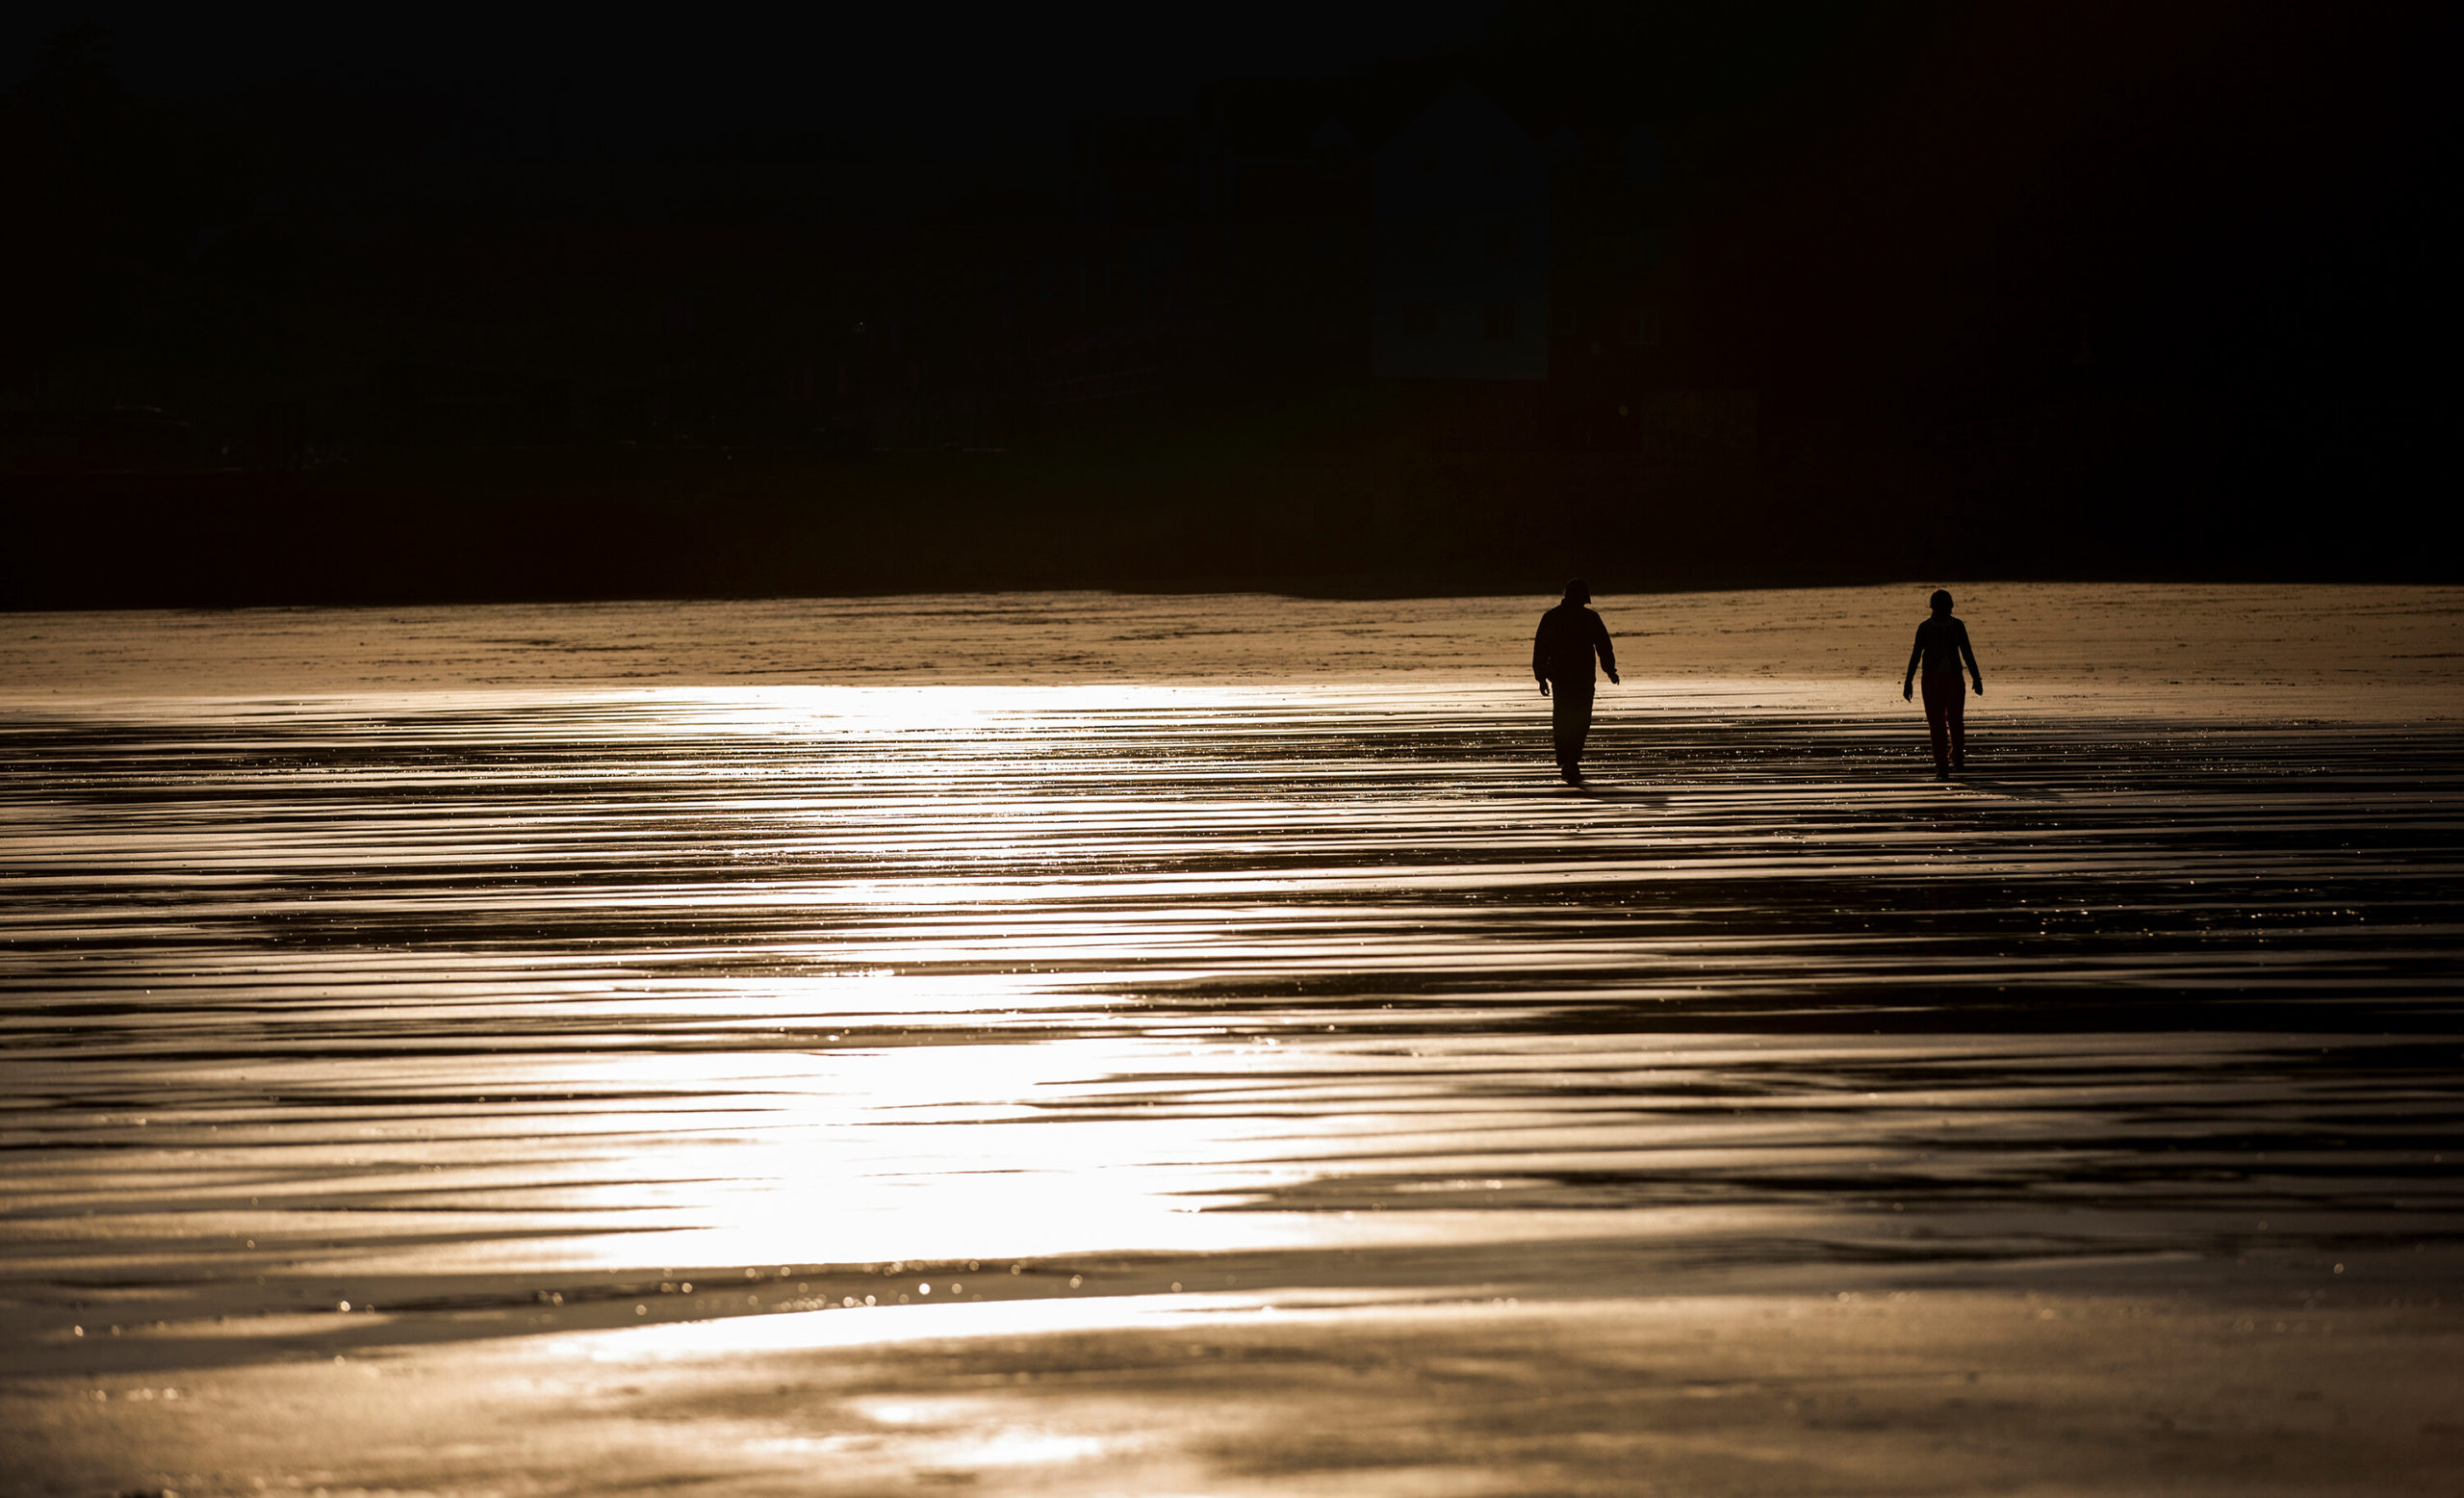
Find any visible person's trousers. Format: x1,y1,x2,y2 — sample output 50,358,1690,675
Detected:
1920,670,1966,769
1551,680,1596,770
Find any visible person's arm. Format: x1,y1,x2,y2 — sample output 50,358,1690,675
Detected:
1592,613,1619,684
1959,620,1983,694
1533,621,1551,695
1903,626,1925,701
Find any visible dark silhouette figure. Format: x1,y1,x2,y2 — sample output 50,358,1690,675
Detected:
1533,579,1619,783
1902,588,1983,778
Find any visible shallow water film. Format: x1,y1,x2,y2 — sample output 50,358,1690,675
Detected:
5,587,2464,1495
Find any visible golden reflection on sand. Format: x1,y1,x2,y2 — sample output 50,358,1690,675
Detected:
4,589,2462,1494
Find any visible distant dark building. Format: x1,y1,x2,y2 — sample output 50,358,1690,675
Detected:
1373,85,1551,381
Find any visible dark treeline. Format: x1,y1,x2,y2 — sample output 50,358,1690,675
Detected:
2,2,2454,607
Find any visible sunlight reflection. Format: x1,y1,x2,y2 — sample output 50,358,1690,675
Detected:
578,1289,1421,1360
11,670,2460,1322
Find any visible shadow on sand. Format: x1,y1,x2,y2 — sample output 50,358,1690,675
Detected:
1943,775,2066,802
1563,783,1671,808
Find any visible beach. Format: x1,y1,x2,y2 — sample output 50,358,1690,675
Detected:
4,584,2462,1495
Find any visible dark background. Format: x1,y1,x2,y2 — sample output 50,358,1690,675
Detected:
3,1,2454,607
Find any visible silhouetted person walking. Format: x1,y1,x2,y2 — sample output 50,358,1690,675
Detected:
1533,579,1619,783
1903,588,1983,779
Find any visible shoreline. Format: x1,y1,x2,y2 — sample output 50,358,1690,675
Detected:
4,582,2458,720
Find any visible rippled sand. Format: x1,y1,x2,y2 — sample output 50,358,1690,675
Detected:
4,587,2462,1495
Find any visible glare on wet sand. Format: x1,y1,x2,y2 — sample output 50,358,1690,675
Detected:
3,585,2462,1495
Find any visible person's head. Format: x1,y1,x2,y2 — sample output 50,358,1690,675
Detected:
1930,588,1953,615
1564,578,1591,605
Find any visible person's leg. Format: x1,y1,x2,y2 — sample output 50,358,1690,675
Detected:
1552,682,1594,780
1919,673,1955,774
1946,683,1966,768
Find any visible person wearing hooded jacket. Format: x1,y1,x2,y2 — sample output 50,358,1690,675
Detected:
1532,579,1619,784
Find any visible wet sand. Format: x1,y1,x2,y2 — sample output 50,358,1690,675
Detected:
4,586,2462,1494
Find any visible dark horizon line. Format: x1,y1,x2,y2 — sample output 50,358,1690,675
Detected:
12,569,2456,618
